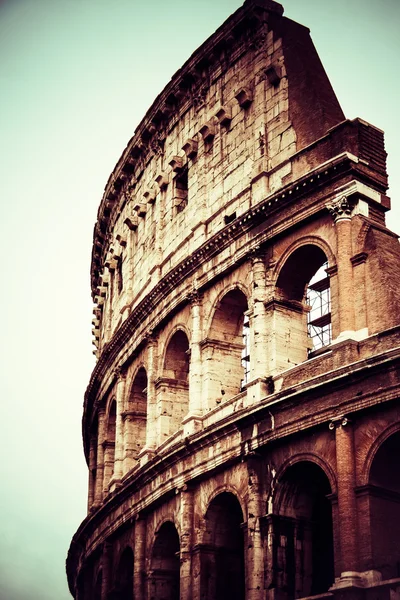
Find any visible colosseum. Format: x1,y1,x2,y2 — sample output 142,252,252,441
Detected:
67,1,400,598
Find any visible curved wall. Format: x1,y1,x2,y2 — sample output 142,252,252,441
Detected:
68,1,400,599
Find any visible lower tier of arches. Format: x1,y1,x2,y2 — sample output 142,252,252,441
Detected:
72,415,400,600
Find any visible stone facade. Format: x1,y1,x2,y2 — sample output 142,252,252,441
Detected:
67,1,400,599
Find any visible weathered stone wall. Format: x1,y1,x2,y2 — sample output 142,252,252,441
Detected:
68,1,400,599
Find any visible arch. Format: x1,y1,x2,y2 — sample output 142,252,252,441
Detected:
203,287,249,408
202,484,247,525
366,429,400,580
205,282,250,338
200,491,245,600
270,459,335,598
155,329,190,439
113,546,134,600
361,421,400,486
272,452,337,500
149,521,180,600
124,366,148,469
163,329,190,382
161,325,191,376
276,242,329,302
272,236,336,289
272,241,333,368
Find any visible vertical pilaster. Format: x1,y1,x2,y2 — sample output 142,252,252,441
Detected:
94,408,106,506
87,433,96,510
351,252,368,334
327,196,355,339
251,250,268,381
331,417,360,580
140,332,158,462
184,292,203,435
247,457,264,600
101,542,112,600
111,367,126,485
134,517,146,600
180,486,194,600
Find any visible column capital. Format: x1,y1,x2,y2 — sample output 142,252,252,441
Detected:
329,415,352,431
186,289,202,306
326,195,355,222
113,366,127,382
144,329,157,345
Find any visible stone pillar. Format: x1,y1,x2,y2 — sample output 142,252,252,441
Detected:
110,368,126,487
140,332,158,464
327,196,355,339
101,542,112,600
330,417,360,584
103,441,115,495
94,408,106,506
180,485,194,600
247,457,264,600
251,250,268,381
351,252,369,335
87,433,97,510
134,517,146,600
184,292,203,435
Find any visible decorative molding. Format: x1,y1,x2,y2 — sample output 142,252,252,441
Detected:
326,195,355,222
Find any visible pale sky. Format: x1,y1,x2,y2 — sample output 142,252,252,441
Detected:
0,1,399,598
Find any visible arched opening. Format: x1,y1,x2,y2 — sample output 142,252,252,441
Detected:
368,431,400,580
110,546,134,600
150,521,180,600
204,289,249,408
124,367,147,472
93,569,102,600
274,245,331,372
271,461,334,598
156,330,190,438
103,400,116,493
200,492,245,600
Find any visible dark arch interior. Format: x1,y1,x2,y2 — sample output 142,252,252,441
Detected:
130,367,148,413
275,461,334,597
94,570,102,600
150,521,180,600
276,245,327,301
111,546,134,600
164,330,190,381
202,492,245,600
107,400,116,439
368,431,400,579
210,289,248,342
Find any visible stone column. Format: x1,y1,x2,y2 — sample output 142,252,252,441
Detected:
330,417,360,584
111,367,126,487
87,433,97,510
251,250,268,381
180,485,194,600
140,332,158,463
247,457,264,600
103,441,115,495
327,196,355,339
184,292,203,435
101,542,112,600
351,252,368,334
134,517,146,600
94,408,106,506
